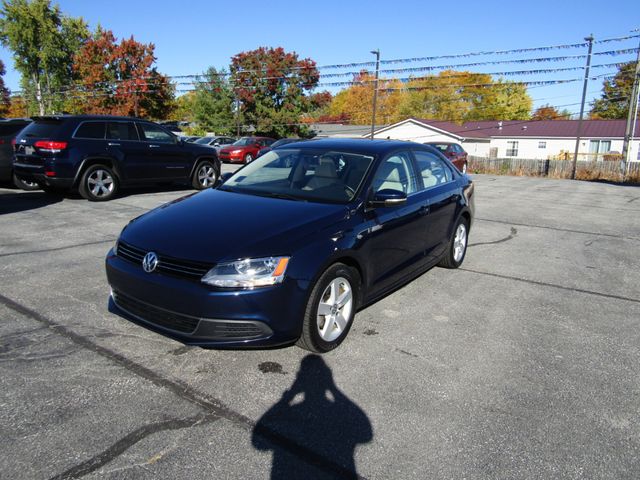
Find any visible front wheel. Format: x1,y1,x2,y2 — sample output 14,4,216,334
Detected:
244,153,253,164
192,161,219,190
79,165,118,201
297,263,360,353
438,217,469,269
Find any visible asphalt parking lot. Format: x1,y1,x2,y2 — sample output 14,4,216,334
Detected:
1,169,639,479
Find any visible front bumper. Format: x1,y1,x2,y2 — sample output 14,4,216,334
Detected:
105,249,307,348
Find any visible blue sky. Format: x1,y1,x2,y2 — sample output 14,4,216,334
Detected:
1,0,638,114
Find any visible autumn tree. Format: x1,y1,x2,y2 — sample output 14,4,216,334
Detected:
0,59,10,115
393,71,531,122
0,0,89,114
590,61,638,119
327,70,403,125
230,47,319,137
191,67,235,134
531,104,564,120
72,29,174,118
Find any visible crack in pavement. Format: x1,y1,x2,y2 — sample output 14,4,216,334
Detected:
49,413,219,480
469,227,517,247
0,238,117,258
0,293,369,480
476,217,640,241
459,268,640,304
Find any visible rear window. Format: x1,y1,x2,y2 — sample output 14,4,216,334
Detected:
74,122,106,139
0,123,30,137
19,120,64,139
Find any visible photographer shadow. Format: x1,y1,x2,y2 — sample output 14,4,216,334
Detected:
252,354,373,480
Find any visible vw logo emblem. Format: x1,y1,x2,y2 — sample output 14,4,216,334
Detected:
142,252,158,273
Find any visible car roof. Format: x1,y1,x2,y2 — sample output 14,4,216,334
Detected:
283,138,427,156
30,114,147,122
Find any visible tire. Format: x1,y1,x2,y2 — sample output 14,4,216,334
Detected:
13,173,40,191
244,153,253,164
296,263,360,353
79,164,118,201
438,217,469,269
192,160,219,190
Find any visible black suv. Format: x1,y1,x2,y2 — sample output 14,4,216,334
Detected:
0,118,39,190
13,115,221,201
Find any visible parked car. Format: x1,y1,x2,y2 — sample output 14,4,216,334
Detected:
256,137,303,158
194,136,236,152
13,115,221,201
218,136,275,164
0,118,39,190
106,138,474,352
424,142,468,173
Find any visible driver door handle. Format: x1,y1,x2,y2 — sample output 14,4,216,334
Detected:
108,142,121,147
149,144,160,148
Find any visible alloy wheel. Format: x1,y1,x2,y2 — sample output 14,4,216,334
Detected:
453,223,467,262
87,169,114,198
316,277,353,342
197,164,217,187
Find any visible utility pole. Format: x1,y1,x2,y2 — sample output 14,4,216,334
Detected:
571,35,594,180
370,49,380,140
621,33,640,176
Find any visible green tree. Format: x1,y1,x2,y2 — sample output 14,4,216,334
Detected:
230,47,319,137
0,0,89,114
192,67,235,134
590,61,638,119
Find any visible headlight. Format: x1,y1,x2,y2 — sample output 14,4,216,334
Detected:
232,149,242,154
201,256,290,288
113,238,119,255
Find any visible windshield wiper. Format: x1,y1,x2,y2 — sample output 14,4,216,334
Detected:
261,192,307,202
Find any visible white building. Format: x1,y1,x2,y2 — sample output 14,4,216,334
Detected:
367,118,640,162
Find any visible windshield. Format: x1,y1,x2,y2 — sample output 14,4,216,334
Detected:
430,144,449,152
221,148,375,203
232,137,255,146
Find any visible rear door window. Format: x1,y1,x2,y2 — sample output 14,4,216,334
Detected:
74,122,106,139
107,122,139,141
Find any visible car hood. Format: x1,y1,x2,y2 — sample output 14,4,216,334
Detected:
120,188,348,264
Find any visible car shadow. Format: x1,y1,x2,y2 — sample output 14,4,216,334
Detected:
252,355,373,479
114,184,194,199
0,190,64,215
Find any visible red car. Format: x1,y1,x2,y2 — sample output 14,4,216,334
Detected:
218,137,275,164
425,142,468,173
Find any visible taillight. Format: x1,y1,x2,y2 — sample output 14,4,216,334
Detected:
34,140,68,153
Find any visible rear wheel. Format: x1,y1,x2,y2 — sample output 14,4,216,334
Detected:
192,160,219,190
297,263,360,353
438,217,469,269
13,173,40,191
79,164,118,201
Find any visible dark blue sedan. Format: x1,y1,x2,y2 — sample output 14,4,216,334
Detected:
105,139,474,352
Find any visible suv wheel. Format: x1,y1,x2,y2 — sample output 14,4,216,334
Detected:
192,160,219,190
79,165,118,201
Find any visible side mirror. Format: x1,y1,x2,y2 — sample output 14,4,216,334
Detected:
368,189,407,208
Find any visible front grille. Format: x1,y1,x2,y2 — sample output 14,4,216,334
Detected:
112,290,200,334
117,241,212,280
209,322,266,339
